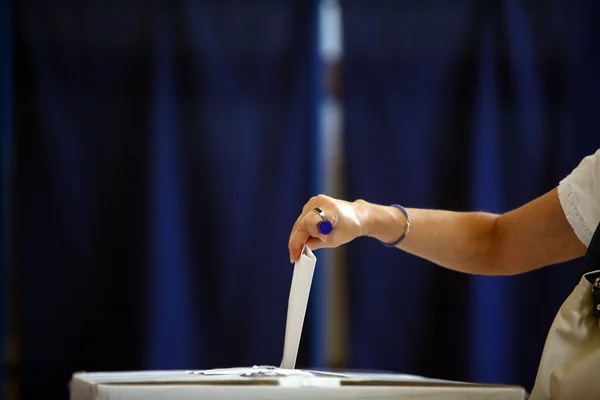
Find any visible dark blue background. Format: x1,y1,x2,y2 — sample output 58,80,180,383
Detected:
1,1,600,399
342,0,600,387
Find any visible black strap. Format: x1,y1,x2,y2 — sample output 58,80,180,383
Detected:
579,222,600,277
578,222,600,320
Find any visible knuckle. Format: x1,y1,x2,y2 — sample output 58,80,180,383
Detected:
315,194,327,202
294,219,307,232
303,197,317,211
317,194,335,208
291,221,301,232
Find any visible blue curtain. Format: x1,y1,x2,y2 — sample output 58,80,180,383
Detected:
14,1,317,398
0,0,12,396
342,0,600,391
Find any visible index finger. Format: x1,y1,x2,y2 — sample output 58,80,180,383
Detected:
288,210,326,263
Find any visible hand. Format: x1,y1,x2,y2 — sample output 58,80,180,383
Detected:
288,195,370,263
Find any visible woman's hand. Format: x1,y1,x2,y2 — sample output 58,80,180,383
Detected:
288,195,371,263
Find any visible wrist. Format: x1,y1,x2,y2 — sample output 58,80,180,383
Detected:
381,204,410,247
353,199,374,237
365,203,408,244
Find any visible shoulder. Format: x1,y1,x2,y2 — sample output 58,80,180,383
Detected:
558,149,600,247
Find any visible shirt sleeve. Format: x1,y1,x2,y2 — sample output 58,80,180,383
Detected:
558,149,600,247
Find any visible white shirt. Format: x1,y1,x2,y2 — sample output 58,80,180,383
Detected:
558,149,600,247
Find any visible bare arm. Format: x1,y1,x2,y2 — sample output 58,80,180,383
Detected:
362,188,587,275
290,150,599,272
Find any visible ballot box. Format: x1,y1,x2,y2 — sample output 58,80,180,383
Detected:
70,367,527,400
71,248,528,399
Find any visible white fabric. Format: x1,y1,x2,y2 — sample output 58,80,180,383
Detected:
558,149,600,247
529,271,600,399
529,149,600,398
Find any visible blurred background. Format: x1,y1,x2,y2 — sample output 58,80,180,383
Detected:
1,0,600,399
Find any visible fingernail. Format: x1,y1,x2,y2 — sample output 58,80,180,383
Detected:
290,258,295,264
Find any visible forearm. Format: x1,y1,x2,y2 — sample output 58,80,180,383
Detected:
357,201,502,275
289,189,584,272
356,187,587,276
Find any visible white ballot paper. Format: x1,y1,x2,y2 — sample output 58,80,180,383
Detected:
280,245,317,369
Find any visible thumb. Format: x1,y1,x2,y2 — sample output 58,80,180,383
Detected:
305,236,328,251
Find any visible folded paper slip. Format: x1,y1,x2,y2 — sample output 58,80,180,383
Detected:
280,245,316,369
